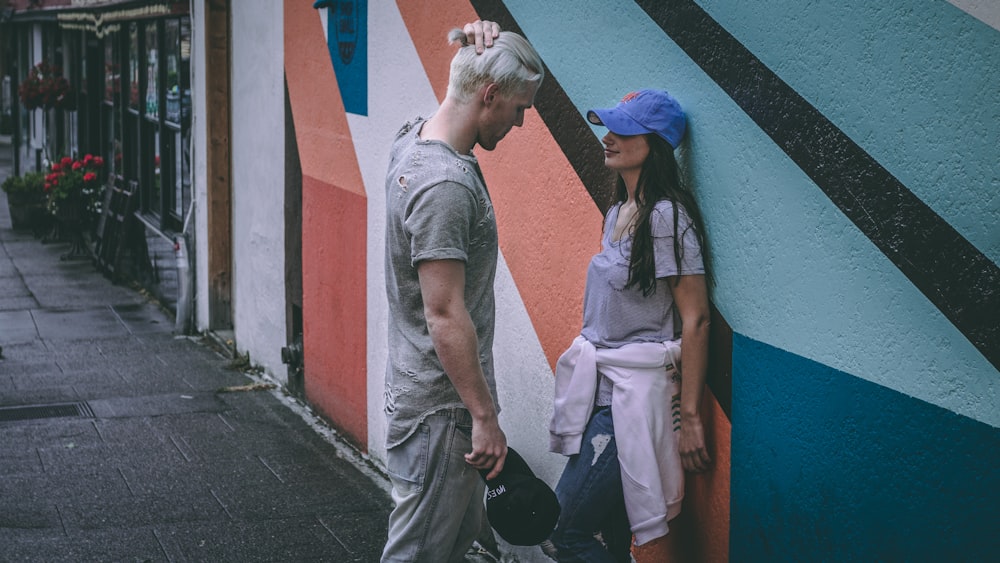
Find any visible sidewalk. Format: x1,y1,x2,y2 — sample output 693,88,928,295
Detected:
0,140,393,562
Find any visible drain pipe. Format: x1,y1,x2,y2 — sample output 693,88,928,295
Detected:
174,197,196,334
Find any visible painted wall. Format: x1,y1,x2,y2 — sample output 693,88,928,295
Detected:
191,0,289,382
276,0,998,561
230,0,288,381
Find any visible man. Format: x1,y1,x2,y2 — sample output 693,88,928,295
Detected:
381,21,545,563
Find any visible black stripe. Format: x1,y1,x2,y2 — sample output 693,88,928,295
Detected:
471,0,734,417
468,0,613,214
636,0,999,371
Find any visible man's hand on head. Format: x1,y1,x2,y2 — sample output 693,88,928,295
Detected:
463,20,501,54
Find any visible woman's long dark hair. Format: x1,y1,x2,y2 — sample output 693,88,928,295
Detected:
613,134,712,296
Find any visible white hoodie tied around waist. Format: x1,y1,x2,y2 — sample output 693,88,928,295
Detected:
550,335,684,546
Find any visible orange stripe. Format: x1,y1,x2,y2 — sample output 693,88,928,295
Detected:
284,2,365,196
633,390,731,562
683,389,731,562
301,176,369,449
285,1,368,448
396,0,602,370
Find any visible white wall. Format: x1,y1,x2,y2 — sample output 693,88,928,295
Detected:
191,0,209,333
191,0,287,378
230,0,287,380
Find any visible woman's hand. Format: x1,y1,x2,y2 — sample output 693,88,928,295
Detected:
463,20,501,53
679,413,711,472
669,273,712,472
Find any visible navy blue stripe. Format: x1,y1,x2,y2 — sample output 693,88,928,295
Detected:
732,334,1000,559
635,0,999,370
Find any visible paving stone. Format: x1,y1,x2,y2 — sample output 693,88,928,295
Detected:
0,417,102,448
157,518,358,562
32,308,131,340
0,295,40,311
0,174,394,562
0,527,167,562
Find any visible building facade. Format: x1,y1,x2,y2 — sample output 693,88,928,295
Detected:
4,1,998,561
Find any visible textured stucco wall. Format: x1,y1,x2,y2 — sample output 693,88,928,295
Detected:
230,0,287,381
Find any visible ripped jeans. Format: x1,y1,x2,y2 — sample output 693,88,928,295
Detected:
550,406,632,562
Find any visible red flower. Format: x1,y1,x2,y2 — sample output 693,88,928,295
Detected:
60,157,73,167
72,161,83,171
93,156,105,167
83,154,93,164
44,183,52,192
83,172,97,183
18,61,71,110
51,163,61,172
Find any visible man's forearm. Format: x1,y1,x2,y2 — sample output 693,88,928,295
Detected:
427,310,497,422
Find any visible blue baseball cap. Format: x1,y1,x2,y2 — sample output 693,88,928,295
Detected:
587,89,686,149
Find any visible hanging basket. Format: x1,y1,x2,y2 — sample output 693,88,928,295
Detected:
18,61,73,111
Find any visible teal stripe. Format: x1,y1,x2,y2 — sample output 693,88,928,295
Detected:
501,0,998,426
695,0,1000,264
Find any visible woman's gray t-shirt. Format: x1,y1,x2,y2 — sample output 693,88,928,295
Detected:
580,199,705,349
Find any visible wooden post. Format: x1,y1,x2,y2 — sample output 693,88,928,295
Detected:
205,0,232,329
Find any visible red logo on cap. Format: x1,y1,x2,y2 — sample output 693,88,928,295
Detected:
620,91,640,103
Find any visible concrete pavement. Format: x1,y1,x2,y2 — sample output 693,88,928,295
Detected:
0,138,395,562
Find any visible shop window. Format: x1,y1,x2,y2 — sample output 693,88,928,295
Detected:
88,16,191,233
142,126,161,217
128,23,139,110
63,31,79,158
163,18,191,220
102,31,122,179
104,33,119,105
164,20,181,125
144,22,159,120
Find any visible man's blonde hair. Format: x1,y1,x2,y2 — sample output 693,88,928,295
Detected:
445,29,544,103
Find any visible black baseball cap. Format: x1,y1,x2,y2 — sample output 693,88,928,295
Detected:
479,447,561,546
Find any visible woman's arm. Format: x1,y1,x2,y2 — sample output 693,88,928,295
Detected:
669,273,712,472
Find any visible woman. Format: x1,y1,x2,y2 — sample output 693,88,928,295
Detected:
547,89,712,562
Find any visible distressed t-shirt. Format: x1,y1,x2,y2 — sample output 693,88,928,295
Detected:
383,117,499,449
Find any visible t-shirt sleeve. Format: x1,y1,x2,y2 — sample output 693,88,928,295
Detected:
405,181,478,266
651,201,705,278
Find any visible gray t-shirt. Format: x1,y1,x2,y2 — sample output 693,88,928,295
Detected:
581,199,705,349
383,117,499,448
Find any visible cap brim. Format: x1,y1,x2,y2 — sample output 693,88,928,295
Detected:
480,447,534,484
587,108,651,136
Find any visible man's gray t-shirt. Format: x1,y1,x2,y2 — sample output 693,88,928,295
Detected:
581,199,705,348
383,117,499,449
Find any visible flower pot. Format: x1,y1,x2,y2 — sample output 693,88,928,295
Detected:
5,189,46,231
55,195,91,260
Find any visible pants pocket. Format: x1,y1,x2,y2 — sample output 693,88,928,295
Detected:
386,422,430,495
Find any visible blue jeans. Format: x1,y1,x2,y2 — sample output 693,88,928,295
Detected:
381,408,486,563
551,406,631,562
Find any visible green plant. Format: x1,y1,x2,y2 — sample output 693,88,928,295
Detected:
2,172,46,205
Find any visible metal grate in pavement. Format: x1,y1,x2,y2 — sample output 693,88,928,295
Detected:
0,402,95,422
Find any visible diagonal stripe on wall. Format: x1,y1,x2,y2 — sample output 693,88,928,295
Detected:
395,0,601,372
285,2,368,447
636,0,1000,371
